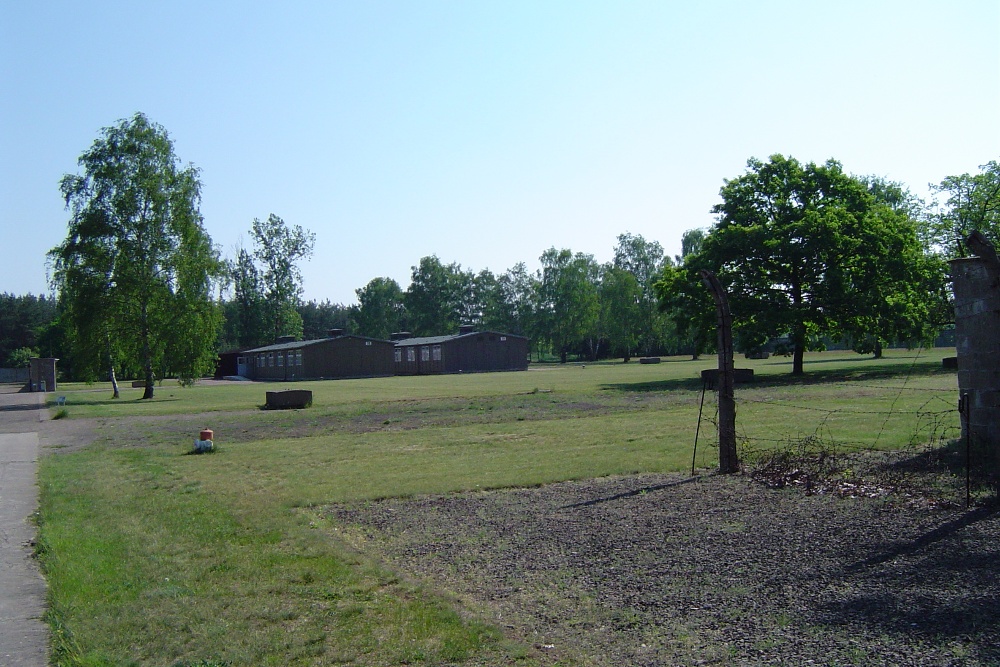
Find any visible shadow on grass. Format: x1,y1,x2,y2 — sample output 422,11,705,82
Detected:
600,359,952,393
0,403,46,412
64,396,183,408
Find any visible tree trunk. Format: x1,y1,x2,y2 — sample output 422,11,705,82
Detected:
106,335,120,399
109,365,120,399
792,343,805,375
873,339,883,359
560,347,567,364
141,301,155,399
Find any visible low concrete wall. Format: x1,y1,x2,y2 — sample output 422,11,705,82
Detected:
701,368,754,389
0,368,30,384
265,390,313,409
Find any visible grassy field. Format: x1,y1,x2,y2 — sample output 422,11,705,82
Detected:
36,349,961,666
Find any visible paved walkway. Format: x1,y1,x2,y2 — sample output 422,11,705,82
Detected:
0,389,49,666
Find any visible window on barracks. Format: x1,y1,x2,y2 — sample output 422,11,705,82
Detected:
394,349,402,362
407,348,415,362
421,346,430,362
432,345,442,361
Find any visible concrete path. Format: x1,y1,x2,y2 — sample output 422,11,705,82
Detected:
0,390,49,666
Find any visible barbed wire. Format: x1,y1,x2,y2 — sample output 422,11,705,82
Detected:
689,363,987,504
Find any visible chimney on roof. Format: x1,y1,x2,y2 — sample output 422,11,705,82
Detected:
276,335,296,344
459,324,475,335
390,331,412,341
327,328,345,338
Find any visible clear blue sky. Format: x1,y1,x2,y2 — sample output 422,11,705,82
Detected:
2,1,998,305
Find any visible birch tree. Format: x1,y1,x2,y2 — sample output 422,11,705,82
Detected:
49,113,223,398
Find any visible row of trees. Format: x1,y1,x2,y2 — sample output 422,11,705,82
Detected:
0,293,58,367
346,234,694,363
28,112,1000,395
218,232,696,363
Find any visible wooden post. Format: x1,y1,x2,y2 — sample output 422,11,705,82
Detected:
699,270,739,474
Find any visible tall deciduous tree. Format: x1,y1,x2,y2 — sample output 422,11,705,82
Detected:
355,277,406,339
839,178,949,357
678,228,706,262
537,248,600,363
404,256,472,336
654,259,715,360
481,262,538,343
250,214,315,342
700,154,946,374
599,265,642,361
612,232,670,356
0,293,58,367
49,113,223,398
298,299,355,340
931,160,1000,256
228,247,268,348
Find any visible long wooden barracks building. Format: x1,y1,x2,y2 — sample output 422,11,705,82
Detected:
235,326,528,381
392,325,529,376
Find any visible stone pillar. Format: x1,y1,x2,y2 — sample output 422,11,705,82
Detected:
951,257,1000,464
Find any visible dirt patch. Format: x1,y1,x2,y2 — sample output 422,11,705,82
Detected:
37,416,104,453
329,465,1000,666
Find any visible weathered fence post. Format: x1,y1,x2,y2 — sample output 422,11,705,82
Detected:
699,270,739,474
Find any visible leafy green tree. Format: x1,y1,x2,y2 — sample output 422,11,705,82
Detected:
404,256,472,335
466,270,498,329
227,247,269,348
537,248,600,363
655,228,716,360
49,113,223,398
250,214,315,342
700,154,945,374
839,178,950,357
677,228,706,263
8,347,37,368
481,263,539,357
355,277,406,339
612,232,670,356
931,160,1000,256
599,265,642,361
654,260,714,360
299,300,355,340
0,293,58,366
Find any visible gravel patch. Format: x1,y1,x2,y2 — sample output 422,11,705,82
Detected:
329,468,1000,666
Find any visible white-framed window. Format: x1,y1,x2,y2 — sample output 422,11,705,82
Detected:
296,350,303,366
421,346,430,362
277,353,284,367
394,349,402,362
365,340,372,346
268,353,274,367
407,348,415,362
432,345,442,361
500,336,507,342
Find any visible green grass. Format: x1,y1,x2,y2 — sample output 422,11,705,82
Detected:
51,348,953,418
37,348,960,665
